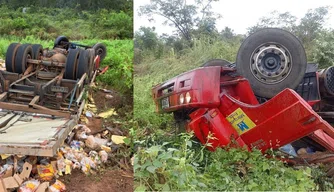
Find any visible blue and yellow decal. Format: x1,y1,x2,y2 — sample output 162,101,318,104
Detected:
226,108,256,135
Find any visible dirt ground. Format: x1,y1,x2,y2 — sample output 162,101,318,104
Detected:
61,87,133,192
63,169,133,192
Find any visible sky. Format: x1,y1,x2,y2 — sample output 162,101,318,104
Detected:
134,0,334,35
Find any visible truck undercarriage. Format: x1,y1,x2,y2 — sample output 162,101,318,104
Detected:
0,36,106,156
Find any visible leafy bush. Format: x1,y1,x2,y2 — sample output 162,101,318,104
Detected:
312,30,334,68
134,133,316,191
93,39,134,91
0,6,133,40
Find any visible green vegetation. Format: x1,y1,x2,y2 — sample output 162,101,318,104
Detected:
0,0,132,12
0,6,132,40
0,4,133,92
134,133,316,191
134,2,334,191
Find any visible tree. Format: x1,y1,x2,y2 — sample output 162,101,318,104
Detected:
247,11,297,34
294,6,330,46
312,30,334,68
134,26,159,50
221,27,235,40
139,0,220,42
247,6,330,60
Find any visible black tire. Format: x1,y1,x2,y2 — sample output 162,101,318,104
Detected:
32,44,43,60
236,28,307,98
54,36,69,49
202,59,232,67
14,44,33,74
5,43,20,72
64,49,80,80
86,48,95,80
92,43,107,61
76,50,89,79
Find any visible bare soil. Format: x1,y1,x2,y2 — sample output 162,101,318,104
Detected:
63,169,133,192
61,87,133,191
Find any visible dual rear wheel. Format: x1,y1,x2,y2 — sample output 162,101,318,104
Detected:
6,43,94,81
64,49,95,80
5,43,41,74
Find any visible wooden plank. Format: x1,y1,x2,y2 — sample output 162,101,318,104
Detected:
77,73,87,89
76,88,85,105
90,70,98,85
32,104,71,118
29,96,40,107
0,92,7,102
0,102,71,118
0,115,77,157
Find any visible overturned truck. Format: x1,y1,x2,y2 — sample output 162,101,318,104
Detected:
0,36,106,156
152,28,334,160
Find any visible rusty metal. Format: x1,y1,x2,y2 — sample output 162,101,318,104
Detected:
9,71,36,87
27,59,65,67
51,86,68,93
50,53,67,63
23,65,34,76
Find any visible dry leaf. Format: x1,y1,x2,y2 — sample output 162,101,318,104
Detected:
111,135,126,144
98,108,117,118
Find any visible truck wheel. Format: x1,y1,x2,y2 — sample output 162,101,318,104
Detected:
54,36,69,49
5,43,21,73
64,49,80,80
92,43,107,61
202,59,231,67
236,28,307,98
32,44,43,60
76,50,89,79
14,44,33,74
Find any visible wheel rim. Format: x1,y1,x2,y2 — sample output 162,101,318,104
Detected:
250,43,292,84
96,47,104,56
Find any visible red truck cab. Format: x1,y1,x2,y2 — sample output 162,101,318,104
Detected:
152,66,334,153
